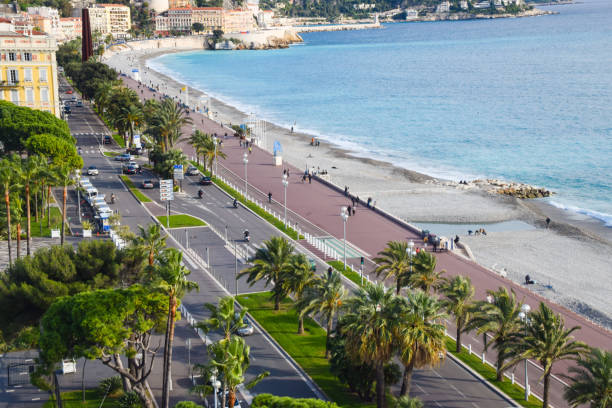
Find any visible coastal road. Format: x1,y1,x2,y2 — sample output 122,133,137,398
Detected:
62,88,325,406
118,70,612,408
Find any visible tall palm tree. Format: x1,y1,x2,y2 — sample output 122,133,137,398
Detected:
0,155,21,266
53,164,76,245
121,104,144,148
441,275,475,353
341,283,399,408
504,302,588,408
94,80,118,115
373,241,412,294
152,98,192,152
466,287,524,381
12,195,24,259
203,136,226,177
188,130,210,166
237,236,294,310
410,251,445,293
22,155,46,256
208,336,269,408
563,348,612,408
197,296,246,341
396,290,447,396
286,253,318,334
297,270,346,355
151,248,199,408
133,223,167,267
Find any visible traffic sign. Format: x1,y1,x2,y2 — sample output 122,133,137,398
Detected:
173,164,184,180
160,179,174,201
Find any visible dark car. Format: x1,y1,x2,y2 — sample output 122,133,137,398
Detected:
122,165,137,175
199,176,212,185
103,135,111,144
128,147,143,156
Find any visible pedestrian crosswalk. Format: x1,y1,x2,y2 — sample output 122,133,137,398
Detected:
72,132,109,136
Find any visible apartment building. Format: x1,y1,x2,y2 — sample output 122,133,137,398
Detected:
0,19,60,116
222,9,253,33
155,6,254,35
26,7,60,37
59,17,82,42
192,7,223,32
88,3,131,39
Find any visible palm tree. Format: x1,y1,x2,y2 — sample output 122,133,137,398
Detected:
504,302,588,408
22,155,46,256
53,164,76,245
237,236,294,310
396,290,447,396
373,241,413,294
391,396,424,408
466,287,524,381
409,250,445,294
188,130,210,166
208,336,269,408
133,223,167,267
94,80,118,115
441,275,475,353
121,104,144,148
286,253,318,334
12,195,24,259
151,248,199,408
297,270,346,356
197,296,246,341
203,136,226,177
0,155,21,266
563,348,612,408
152,98,192,152
341,283,399,408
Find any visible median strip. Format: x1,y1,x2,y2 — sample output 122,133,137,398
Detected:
156,214,207,228
119,175,152,203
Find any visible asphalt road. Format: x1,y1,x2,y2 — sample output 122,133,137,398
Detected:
50,79,517,408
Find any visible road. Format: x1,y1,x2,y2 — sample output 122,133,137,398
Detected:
49,77,514,407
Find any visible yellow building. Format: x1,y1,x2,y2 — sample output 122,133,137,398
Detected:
0,19,60,117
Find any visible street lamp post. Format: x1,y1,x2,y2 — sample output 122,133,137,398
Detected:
210,368,221,408
340,206,348,270
406,239,415,271
243,153,248,198
282,174,288,227
519,304,531,401
213,135,218,177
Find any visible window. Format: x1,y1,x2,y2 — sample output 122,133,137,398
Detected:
39,67,48,82
25,88,34,103
8,52,15,61
40,87,49,103
23,52,32,61
10,89,19,103
9,69,18,84
24,68,32,82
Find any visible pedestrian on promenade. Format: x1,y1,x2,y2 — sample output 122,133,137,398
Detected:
239,140,242,147
268,192,272,203
308,174,312,184
546,217,551,228
327,267,333,279
287,169,290,178
367,197,372,208
248,146,252,154
352,207,356,216
347,205,352,216
344,186,349,196
351,197,355,207
355,196,360,207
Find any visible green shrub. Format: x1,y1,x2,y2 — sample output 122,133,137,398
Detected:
99,376,122,397
118,391,141,408
174,402,205,408
251,394,339,408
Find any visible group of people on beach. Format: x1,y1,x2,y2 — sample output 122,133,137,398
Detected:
468,228,487,236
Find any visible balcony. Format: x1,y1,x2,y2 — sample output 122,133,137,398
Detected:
0,80,20,88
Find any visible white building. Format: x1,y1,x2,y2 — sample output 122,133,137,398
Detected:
88,3,131,39
460,0,469,10
59,17,81,41
405,9,419,19
149,0,169,13
436,1,451,13
353,3,375,10
473,0,491,8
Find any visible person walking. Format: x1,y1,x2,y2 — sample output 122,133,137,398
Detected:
347,205,352,216
248,146,252,154
344,186,349,196
268,192,272,203
546,217,551,228
351,197,355,207
308,174,312,184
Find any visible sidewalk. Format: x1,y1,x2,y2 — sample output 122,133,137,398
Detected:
119,74,612,408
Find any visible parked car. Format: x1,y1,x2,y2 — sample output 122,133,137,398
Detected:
76,100,83,107
186,165,199,176
115,153,131,162
198,176,212,185
87,166,99,176
65,90,73,94
141,180,154,189
103,135,111,144
128,161,140,169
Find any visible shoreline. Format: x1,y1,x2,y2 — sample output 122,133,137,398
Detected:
105,47,612,328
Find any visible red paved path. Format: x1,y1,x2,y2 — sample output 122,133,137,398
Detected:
122,76,611,406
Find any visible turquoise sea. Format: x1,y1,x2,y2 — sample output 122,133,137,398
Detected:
149,0,612,226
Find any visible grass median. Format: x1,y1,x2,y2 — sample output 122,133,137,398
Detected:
189,161,302,241
103,151,119,157
327,261,365,287
157,214,207,228
237,292,369,408
120,175,152,203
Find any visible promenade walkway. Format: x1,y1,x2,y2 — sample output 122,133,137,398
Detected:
121,75,611,408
